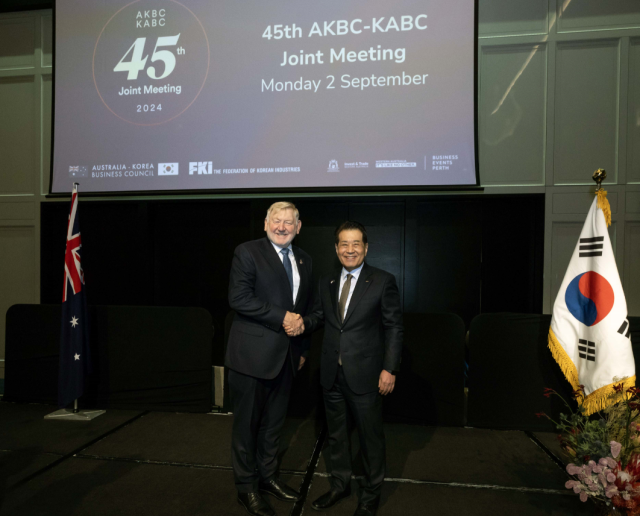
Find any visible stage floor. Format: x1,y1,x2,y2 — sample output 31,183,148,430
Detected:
0,402,591,516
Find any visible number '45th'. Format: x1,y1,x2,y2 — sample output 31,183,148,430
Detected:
114,34,180,80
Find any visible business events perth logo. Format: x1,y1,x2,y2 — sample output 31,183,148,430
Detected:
158,163,179,176
327,160,340,172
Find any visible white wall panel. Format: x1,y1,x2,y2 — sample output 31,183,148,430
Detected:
479,44,546,185
552,191,618,214
0,17,34,70
554,40,619,185
558,0,640,33
42,75,52,195
0,77,35,195
624,222,640,316
628,39,640,184
41,15,52,68
479,0,548,37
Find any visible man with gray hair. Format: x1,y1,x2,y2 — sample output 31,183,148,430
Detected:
227,201,312,516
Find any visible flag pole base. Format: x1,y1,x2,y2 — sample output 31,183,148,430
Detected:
44,408,106,421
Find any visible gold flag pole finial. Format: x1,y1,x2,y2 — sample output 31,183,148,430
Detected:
593,169,607,192
593,169,611,227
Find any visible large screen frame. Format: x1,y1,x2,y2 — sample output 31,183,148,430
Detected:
49,1,480,197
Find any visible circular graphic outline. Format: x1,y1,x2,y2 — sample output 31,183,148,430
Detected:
92,0,210,126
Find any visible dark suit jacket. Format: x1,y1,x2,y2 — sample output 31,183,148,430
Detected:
226,237,313,380
304,263,403,394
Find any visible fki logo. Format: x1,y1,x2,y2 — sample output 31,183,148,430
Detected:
189,162,213,175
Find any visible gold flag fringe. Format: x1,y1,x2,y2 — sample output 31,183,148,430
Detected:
597,189,612,227
548,328,580,391
549,329,637,415
581,376,636,416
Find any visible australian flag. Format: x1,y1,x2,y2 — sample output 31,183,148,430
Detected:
58,184,91,408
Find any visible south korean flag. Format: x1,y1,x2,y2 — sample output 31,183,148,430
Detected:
549,190,635,415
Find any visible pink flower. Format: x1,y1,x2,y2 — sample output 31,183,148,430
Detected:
566,480,581,491
607,472,616,483
599,457,617,469
580,491,588,502
605,485,618,498
567,464,582,475
610,441,622,458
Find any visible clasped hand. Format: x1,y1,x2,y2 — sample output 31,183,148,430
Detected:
283,311,304,337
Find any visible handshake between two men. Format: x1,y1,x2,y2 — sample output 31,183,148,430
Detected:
283,312,305,370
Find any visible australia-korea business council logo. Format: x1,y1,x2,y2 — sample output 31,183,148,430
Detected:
89,163,156,178
327,160,340,173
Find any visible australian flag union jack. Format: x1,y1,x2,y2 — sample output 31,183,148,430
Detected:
59,184,91,408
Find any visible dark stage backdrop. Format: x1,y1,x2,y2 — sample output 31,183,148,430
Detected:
41,195,545,366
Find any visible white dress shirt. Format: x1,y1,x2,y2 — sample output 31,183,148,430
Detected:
271,241,300,302
338,262,364,320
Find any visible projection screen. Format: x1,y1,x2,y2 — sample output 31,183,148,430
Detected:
51,0,477,194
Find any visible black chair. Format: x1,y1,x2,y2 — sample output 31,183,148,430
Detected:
467,313,572,430
383,312,466,426
4,304,213,412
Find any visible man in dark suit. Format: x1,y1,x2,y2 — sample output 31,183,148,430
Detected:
227,201,312,516
286,221,402,516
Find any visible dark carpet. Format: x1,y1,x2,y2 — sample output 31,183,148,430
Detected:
82,411,322,473
305,476,592,516
316,424,570,489
0,402,142,454
0,451,60,490
0,457,298,516
0,402,594,516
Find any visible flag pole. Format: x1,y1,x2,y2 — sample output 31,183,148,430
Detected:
72,185,80,417
45,181,105,421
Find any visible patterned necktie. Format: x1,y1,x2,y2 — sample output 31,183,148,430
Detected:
281,248,294,296
338,274,353,323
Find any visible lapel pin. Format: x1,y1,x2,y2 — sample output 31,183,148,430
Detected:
299,259,303,264
331,280,335,284
366,280,370,283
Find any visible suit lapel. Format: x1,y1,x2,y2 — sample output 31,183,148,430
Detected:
261,238,292,299
342,264,374,326
329,271,341,323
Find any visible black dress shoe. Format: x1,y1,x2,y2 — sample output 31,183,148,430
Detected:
237,492,275,516
259,478,301,502
311,488,351,511
353,500,379,516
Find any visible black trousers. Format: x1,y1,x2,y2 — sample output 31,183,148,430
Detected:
228,359,293,493
323,365,385,504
